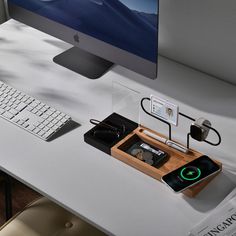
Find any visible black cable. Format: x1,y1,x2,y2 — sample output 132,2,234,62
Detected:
179,112,195,122
90,119,118,132
179,113,222,146
141,97,172,140
203,126,222,146
141,97,221,147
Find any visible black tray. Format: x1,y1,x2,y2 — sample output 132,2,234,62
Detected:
84,113,138,154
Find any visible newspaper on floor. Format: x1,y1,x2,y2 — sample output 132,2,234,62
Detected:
189,188,236,236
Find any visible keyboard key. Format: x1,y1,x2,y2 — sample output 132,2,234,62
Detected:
47,117,53,122
25,99,32,105
3,112,14,119
43,129,55,138
33,127,40,134
35,100,41,104
43,120,49,126
38,124,45,129
52,113,58,118
22,97,28,102
0,108,5,114
36,104,44,110
15,102,27,111
23,123,29,128
35,121,41,127
17,120,24,125
32,108,38,114
41,114,49,119
9,109,18,115
9,90,15,95
41,106,48,112
38,130,45,136
61,117,68,123
36,111,43,116
26,106,34,112
22,118,29,122
28,125,35,131
10,98,16,103
15,100,21,105
47,123,54,128
18,94,24,100
56,115,63,121
30,101,38,108
43,126,49,132
45,110,53,116
52,119,58,124
12,117,20,123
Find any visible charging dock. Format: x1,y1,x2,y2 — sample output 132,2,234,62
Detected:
84,114,222,197
111,126,222,197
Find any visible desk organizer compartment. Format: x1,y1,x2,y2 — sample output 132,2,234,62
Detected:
118,134,169,169
84,113,138,154
111,126,222,197
84,113,222,197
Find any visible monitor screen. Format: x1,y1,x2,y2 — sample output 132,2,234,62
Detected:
8,0,158,79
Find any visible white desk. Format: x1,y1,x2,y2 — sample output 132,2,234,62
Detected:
0,20,236,236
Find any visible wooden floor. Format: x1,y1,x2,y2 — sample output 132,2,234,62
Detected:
0,176,41,225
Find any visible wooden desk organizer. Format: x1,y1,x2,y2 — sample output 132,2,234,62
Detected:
111,126,222,197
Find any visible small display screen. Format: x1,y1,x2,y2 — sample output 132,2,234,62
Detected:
9,0,158,63
162,155,220,192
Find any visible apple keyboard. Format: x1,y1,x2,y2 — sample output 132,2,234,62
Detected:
0,81,71,140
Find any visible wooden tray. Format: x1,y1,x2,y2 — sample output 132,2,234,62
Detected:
111,126,222,197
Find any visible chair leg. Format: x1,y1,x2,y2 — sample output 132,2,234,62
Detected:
4,175,12,221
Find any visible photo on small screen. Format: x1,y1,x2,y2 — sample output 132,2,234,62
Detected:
9,0,158,62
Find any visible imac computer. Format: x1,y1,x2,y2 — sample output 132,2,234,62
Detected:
8,0,158,79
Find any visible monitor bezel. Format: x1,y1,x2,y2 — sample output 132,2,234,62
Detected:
8,2,158,79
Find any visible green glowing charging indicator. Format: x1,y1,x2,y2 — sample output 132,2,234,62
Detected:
180,167,201,181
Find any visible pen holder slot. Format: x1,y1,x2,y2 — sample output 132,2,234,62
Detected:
111,126,222,197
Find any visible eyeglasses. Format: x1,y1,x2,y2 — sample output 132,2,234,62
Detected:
90,119,126,143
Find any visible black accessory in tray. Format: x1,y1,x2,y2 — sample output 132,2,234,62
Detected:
84,113,138,154
126,140,168,167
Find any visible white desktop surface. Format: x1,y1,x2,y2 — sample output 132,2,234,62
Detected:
0,20,236,236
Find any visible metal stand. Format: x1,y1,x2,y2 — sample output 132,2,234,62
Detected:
141,97,172,140
140,97,221,149
53,46,114,79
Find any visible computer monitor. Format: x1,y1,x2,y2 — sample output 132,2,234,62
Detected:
8,0,158,79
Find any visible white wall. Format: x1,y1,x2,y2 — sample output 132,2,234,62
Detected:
159,0,236,85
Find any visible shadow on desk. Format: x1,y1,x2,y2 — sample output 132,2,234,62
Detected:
182,171,236,212
48,120,80,141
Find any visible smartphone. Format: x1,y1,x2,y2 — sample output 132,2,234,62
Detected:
161,155,221,193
